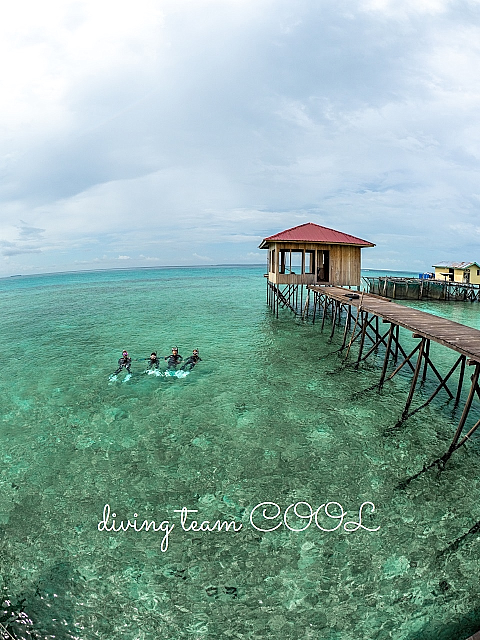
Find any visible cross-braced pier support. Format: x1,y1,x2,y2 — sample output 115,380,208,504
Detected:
266,280,308,318
295,285,480,481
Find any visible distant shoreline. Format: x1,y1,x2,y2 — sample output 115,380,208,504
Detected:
0,263,266,281
1,264,421,281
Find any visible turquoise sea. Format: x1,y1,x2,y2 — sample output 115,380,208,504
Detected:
1,265,480,639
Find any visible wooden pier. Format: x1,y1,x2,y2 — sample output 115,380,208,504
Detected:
309,285,480,362
268,282,480,483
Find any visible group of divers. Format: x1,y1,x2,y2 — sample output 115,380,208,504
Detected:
109,347,201,381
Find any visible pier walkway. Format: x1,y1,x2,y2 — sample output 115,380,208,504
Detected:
308,285,480,363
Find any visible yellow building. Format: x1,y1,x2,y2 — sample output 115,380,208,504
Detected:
259,222,375,287
433,262,480,285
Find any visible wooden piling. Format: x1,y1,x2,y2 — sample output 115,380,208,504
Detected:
447,364,480,455
379,324,394,388
401,338,426,419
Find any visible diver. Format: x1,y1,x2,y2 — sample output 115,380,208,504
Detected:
181,349,202,371
146,352,160,371
113,350,132,375
165,347,183,370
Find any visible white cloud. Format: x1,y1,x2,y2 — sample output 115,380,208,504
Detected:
359,0,450,17
139,254,161,262
192,253,214,262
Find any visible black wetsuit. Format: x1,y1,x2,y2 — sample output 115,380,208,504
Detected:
147,356,160,370
114,356,132,375
165,353,183,370
181,354,202,371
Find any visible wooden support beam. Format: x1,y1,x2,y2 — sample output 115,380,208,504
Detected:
344,305,362,360
422,339,430,382
451,416,480,452
379,323,394,388
386,341,422,381
403,354,464,420
401,338,426,419
321,295,328,330
455,356,466,405
394,325,400,363
354,312,367,368
302,290,310,320
363,314,383,342
447,364,480,455
274,284,297,314
330,301,338,339
421,350,455,399
358,326,394,363
340,305,352,350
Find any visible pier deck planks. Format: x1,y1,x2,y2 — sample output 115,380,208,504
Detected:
308,285,480,363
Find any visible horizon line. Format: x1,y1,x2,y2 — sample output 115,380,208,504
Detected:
1,264,420,280
0,263,267,280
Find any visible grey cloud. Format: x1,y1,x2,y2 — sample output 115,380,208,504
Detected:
1,0,480,274
1,244,42,257
18,221,46,239
0,3,427,203
0,222,45,257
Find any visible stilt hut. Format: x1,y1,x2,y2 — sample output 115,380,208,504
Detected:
432,261,480,285
259,222,375,315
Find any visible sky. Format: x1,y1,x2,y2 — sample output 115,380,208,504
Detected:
1,0,480,276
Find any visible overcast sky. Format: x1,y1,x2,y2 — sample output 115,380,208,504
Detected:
1,0,480,275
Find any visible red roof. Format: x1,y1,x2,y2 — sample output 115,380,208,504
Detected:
259,223,375,248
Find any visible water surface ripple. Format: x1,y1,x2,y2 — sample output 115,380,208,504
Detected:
1,266,479,639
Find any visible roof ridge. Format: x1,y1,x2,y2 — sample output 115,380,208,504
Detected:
260,222,375,247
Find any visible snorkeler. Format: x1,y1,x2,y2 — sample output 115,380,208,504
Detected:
146,352,160,371
165,347,183,370
181,349,202,371
113,350,132,375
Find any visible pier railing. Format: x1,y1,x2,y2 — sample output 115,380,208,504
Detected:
363,276,480,302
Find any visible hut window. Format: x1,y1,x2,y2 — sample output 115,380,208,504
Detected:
279,250,303,274
477,270,480,276
305,251,314,274
291,251,302,274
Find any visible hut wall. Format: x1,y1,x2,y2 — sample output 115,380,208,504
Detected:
329,245,361,287
267,242,361,286
433,266,480,285
471,268,480,285
434,267,448,280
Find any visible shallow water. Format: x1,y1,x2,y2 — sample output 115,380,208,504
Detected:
1,266,480,639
